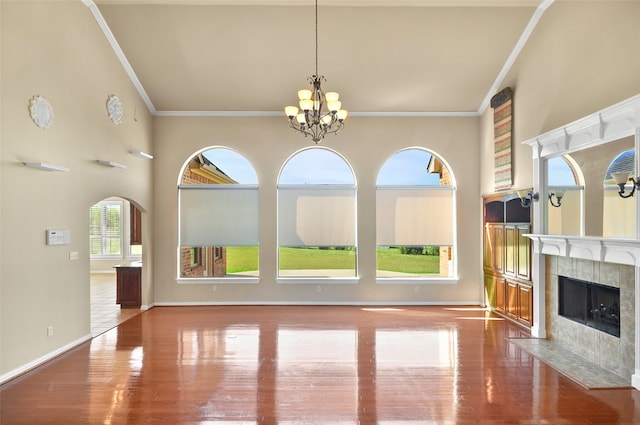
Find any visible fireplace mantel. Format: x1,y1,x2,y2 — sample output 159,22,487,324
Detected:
525,234,640,266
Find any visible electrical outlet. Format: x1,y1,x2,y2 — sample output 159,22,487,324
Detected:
47,326,54,337
414,286,420,293
317,285,322,293
212,285,217,292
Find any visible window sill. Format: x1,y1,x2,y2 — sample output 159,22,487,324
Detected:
177,276,260,284
376,277,459,285
277,277,360,285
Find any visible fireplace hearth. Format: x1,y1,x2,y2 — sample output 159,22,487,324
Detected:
558,276,620,337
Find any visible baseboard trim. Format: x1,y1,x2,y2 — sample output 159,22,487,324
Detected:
0,334,92,385
154,301,484,307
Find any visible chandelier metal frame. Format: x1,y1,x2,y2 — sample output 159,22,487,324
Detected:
284,0,347,144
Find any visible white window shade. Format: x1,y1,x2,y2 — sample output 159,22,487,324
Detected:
179,185,258,246
376,187,454,246
278,185,356,246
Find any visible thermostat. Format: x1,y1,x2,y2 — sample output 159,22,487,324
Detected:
46,229,71,245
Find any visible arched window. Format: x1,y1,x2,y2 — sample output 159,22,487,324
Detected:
546,155,583,235
178,147,259,282
277,147,357,280
603,149,636,237
376,148,456,280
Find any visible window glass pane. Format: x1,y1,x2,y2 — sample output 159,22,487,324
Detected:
546,155,582,235
377,149,441,185
603,149,636,238
278,148,357,278
279,148,354,184
89,201,122,258
376,148,455,278
179,148,259,278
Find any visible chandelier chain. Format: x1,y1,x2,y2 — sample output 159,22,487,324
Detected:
315,0,318,77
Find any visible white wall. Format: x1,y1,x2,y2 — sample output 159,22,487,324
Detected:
1,1,154,378
153,115,483,304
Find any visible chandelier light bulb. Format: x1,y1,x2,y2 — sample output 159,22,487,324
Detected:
327,100,341,112
299,99,313,111
296,114,306,124
285,106,299,117
298,89,312,101
325,92,339,102
321,115,332,125
336,109,348,121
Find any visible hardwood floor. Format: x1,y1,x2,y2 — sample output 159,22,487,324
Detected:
2,305,640,424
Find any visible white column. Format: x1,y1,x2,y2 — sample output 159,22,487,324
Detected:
531,145,546,338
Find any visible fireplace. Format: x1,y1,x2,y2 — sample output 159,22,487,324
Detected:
558,276,620,338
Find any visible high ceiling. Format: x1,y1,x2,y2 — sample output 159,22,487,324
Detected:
90,0,552,116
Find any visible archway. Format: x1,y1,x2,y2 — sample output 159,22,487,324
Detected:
89,196,144,336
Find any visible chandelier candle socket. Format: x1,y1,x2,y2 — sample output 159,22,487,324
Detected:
284,0,347,144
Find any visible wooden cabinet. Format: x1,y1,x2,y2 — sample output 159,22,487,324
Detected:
517,283,533,326
495,277,506,313
115,266,141,308
483,192,533,328
130,204,142,246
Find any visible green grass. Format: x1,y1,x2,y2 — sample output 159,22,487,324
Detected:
376,247,439,274
226,246,440,274
279,247,355,270
226,246,259,273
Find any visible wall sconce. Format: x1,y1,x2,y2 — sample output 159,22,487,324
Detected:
548,190,564,208
611,172,639,198
519,191,539,208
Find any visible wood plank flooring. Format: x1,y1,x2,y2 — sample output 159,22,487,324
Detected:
2,305,640,424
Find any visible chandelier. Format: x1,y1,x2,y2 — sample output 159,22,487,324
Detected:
284,0,348,144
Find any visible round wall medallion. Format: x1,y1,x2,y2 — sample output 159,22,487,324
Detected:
106,95,123,124
29,95,54,129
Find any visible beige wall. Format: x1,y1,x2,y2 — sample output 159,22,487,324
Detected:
481,0,640,195
1,1,154,376
153,115,482,304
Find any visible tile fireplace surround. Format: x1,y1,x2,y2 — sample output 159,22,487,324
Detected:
546,255,635,381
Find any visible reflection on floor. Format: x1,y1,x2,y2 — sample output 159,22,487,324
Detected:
509,338,632,389
90,273,141,337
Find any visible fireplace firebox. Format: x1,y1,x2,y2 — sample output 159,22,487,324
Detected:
558,276,620,337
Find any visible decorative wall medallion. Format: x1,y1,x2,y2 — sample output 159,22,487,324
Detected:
29,95,54,129
106,95,123,124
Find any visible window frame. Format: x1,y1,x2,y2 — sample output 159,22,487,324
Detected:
276,148,359,284
375,148,458,284
90,200,124,260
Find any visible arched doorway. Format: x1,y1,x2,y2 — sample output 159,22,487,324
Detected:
89,196,144,336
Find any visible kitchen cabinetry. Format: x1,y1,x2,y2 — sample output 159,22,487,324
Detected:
114,265,141,308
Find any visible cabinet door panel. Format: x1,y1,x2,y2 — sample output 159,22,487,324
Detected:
516,224,531,280
506,281,518,318
496,277,506,312
504,225,516,276
493,225,504,273
518,284,533,326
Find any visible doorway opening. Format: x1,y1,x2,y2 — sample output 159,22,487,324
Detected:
89,197,143,336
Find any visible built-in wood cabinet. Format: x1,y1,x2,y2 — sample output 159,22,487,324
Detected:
483,192,533,327
115,265,141,308
130,204,142,246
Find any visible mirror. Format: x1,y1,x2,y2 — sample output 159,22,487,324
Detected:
545,136,636,237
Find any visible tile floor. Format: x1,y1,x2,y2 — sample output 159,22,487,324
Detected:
90,273,141,337
509,337,632,389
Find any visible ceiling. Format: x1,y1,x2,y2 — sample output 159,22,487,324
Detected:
89,0,553,116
